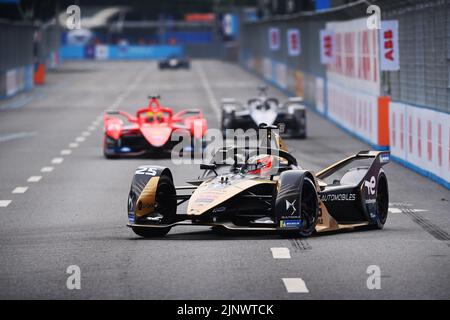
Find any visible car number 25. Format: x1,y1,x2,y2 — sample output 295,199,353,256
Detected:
135,166,158,176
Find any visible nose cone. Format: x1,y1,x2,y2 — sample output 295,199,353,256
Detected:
140,124,172,147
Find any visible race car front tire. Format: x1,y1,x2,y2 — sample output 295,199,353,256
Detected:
276,174,319,238
131,175,176,238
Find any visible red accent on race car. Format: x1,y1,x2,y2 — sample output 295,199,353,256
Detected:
103,96,207,150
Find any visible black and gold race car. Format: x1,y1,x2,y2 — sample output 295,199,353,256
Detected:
126,126,390,238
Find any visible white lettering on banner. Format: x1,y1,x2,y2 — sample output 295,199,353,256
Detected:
389,102,450,186
327,82,378,145
287,29,301,56
380,21,400,71
268,28,280,51
326,17,380,96
320,30,335,65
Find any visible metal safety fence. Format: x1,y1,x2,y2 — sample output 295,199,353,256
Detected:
238,0,450,188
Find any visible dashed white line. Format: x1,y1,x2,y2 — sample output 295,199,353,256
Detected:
61,149,72,156
389,208,402,214
69,142,79,148
195,62,220,121
0,200,12,207
282,278,309,293
88,126,96,131
75,137,86,142
41,166,54,173
81,131,91,137
27,176,42,182
12,187,28,194
271,247,291,259
51,157,64,164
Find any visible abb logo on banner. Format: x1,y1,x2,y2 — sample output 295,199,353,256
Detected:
287,29,301,56
269,28,280,51
380,21,400,71
320,30,334,64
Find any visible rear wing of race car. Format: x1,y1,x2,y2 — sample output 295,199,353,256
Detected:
315,150,390,182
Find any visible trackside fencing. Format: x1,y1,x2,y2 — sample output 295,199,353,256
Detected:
0,20,34,98
0,20,61,98
238,0,450,189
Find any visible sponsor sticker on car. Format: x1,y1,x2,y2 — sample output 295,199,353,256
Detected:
280,219,301,229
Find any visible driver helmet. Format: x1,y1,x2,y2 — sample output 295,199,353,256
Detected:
247,154,273,175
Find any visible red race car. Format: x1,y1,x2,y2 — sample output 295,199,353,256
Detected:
103,95,207,158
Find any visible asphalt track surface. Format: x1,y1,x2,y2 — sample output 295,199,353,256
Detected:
0,60,449,299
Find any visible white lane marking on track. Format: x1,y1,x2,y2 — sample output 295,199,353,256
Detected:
51,157,64,164
61,149,72,155
12,187,28,194
27,176,42,182
389,208,402,214
282,278,309,293
195,62,221,122
69,143,79,148
81,131,91,137
271,247,291,259
41,166,54,172
0,200,12,207
76,137,86,142
88,126,96,131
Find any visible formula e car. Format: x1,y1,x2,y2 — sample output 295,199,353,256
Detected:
103,95,207,158
127,125,389,237
221,86,307,139
158,55,190,70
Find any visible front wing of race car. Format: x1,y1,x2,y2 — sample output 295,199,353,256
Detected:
104,133,179,157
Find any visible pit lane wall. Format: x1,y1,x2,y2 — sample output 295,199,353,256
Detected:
238,0,450,189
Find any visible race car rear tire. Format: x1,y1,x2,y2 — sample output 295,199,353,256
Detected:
371,173,389,230
131,175,176,238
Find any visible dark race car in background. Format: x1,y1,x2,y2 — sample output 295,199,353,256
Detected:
158,55,190,70
221,86,307,139
103,95,207,158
